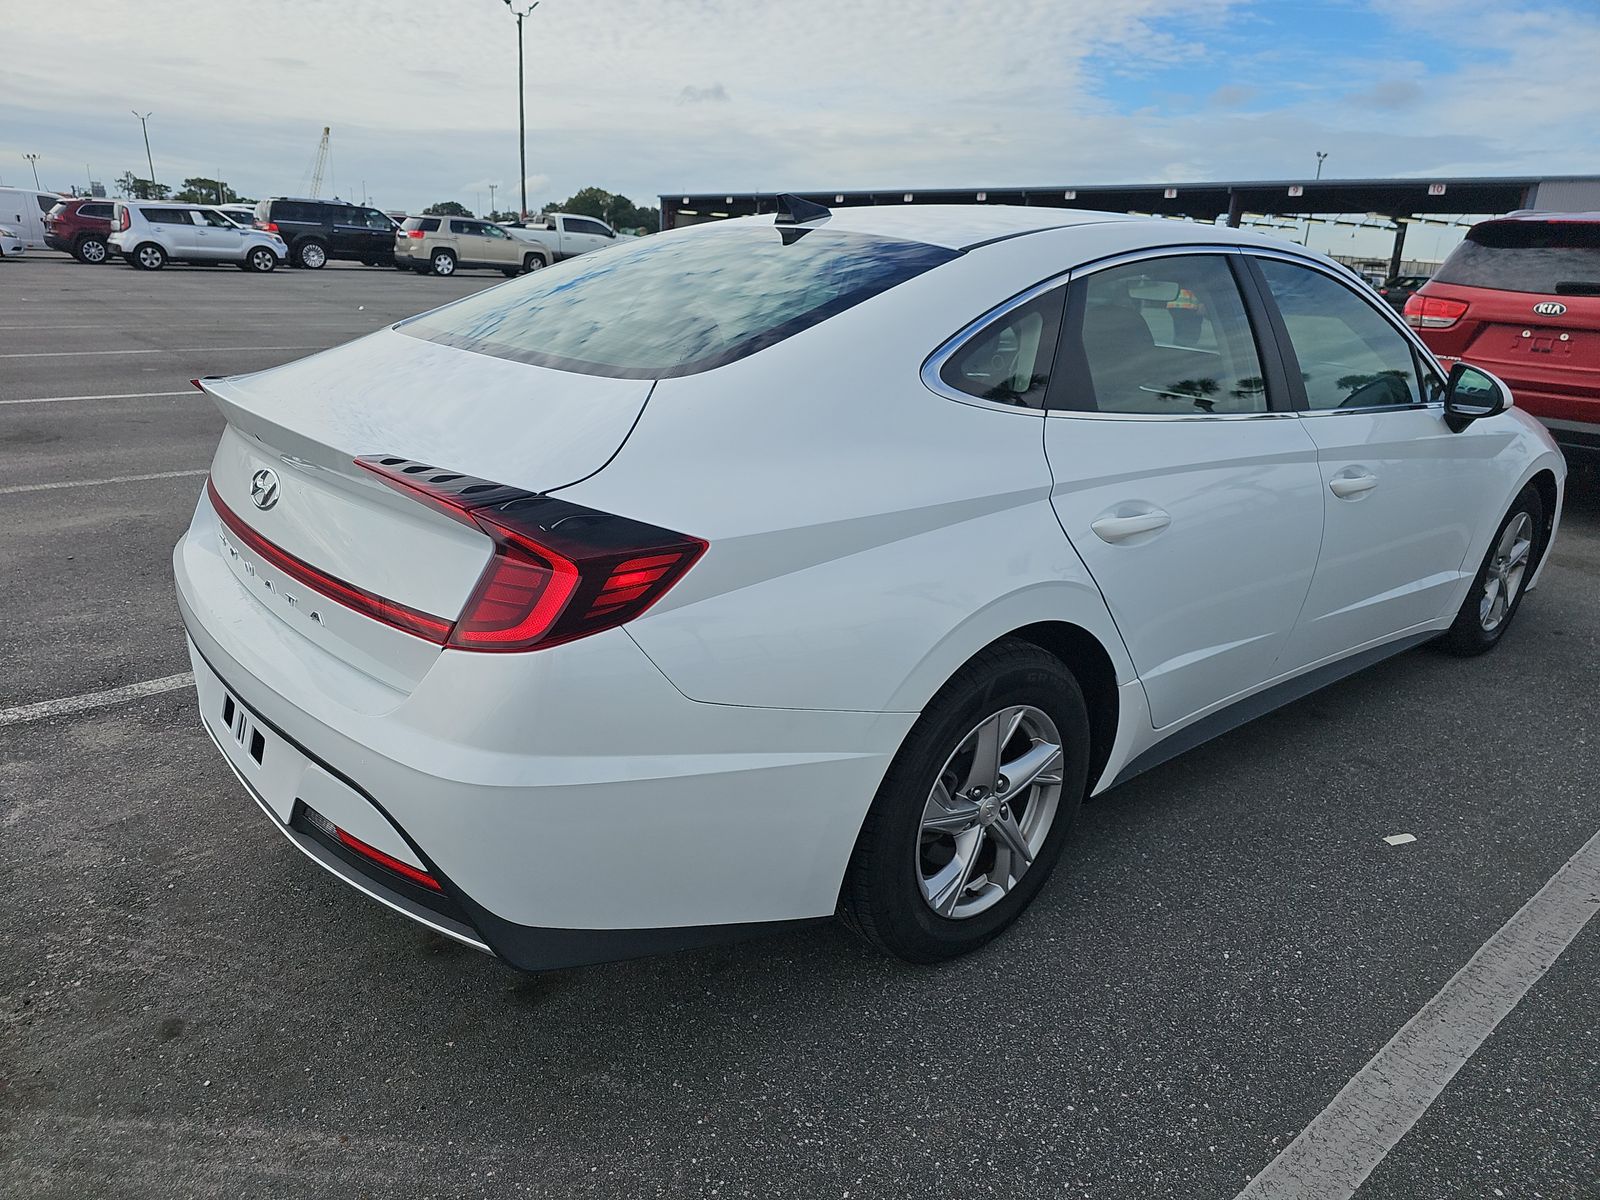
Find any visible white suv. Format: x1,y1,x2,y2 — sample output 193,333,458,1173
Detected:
110,202,287,272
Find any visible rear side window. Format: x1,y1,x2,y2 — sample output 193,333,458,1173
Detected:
81,203,112,219
402,217,440,233
399,224,958,378
939,288,1064,409
1433,221,1600,296
273,202,317,223
140,207,193,223
1058,255,1268,415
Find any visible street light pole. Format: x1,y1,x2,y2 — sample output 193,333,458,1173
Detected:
489,182,498,216
132,111,156,191
503,1,539,219
22,154,41,189
1315,151,1328,180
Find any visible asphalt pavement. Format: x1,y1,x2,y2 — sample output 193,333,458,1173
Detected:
1,253,1596,1200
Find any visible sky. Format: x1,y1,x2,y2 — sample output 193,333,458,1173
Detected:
4,0,1598,262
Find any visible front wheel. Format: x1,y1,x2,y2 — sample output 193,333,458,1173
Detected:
131,242,167,270
75,237,109,264
1439,485,1545,656
429,249,456,276
840,640,1090,963
243,247,278,273
522,253,546,273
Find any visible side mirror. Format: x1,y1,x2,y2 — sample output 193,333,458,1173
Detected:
1443,362,1510,432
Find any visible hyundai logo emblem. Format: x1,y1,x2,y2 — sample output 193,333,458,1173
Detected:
1533,301,1567,316
249,468,281,510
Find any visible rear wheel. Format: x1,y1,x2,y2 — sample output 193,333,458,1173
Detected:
1439,485,1545,656
243,246,278,273
132,242,167,270
430,249,456,276
295,240,328,269
75,236,109,264
840,640,1090,962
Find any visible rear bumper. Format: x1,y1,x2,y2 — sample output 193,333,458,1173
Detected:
44,233,70,252
173,495,910,969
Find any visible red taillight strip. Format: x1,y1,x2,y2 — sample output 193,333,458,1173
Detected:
206,477,452,644
334,827,443,891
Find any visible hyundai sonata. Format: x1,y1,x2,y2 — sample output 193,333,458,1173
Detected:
175,199,1565,969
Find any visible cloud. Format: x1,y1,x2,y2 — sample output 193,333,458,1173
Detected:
677,83,730,105
1208,84,1256,109
1350,79,1424,110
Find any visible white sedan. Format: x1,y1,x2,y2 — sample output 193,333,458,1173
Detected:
0,224,23,258
175,200,1565,970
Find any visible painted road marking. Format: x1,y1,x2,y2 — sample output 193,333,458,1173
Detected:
0,346,316,359
0,390,195,406
0,673,195,728
0,469,206,495
1234,827,1600,1200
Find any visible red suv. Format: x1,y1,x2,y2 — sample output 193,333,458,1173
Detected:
43,197,116,264
1407,213,1600,455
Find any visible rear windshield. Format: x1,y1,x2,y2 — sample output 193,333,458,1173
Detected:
1433,221,1600,296
397,223,958,378
401,217,441,233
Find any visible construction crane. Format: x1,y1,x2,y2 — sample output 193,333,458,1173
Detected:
307,126,331,198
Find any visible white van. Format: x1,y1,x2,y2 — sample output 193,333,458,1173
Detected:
0,187,64,250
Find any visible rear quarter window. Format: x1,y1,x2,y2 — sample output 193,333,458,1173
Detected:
398,223,958,379
1433,221,1600,296
401,217,441,233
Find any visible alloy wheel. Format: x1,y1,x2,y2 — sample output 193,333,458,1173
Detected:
300,243,327,268
917,705,1065,920
80,239,107,263
137,245,164,269
1479,511,1533,632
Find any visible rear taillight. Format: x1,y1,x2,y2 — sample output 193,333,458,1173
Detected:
405,229,426,239
1404,294,1469,329
357,456,707,653
117,208,131,231
260,221,279,233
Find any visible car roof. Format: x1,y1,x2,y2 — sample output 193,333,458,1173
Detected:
738,203,1136,250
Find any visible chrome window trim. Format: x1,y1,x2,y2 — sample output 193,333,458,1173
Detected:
1241,247,1447,411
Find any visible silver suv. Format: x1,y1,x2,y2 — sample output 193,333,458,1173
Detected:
109,202,287,272
395,216,542,277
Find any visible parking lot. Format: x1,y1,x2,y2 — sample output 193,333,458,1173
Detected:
1,253,1597,1199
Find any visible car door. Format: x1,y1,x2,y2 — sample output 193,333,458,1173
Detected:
446,219,482,264
190,208,243,259
1041,251,1325,729
478,221,521,267
147,208,202,257
561,216,613,255
1245,254,1499,669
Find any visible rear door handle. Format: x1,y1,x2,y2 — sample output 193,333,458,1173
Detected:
1329,472,1379,499
1091,509,1171,543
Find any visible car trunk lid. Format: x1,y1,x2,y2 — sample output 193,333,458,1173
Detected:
197,328,653,689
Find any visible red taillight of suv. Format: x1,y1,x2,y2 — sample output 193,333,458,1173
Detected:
259,221,279,233
405,229,426,239
356,457,708,652
1404,294,1469,329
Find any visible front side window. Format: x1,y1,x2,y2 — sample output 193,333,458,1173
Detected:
565,217,611,236
196,209,234,227
1256,258,1421,411
361,209,392,230
938,287,1064,409
399,224,957,378
1058,255,1268,415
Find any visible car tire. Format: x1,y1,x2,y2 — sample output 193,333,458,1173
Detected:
840,639,1091,963
75,236,109,264
131,242,167,271
429,250,456,277
295,240,328,269
522,253,546,273
243,247,278,273
1438,484,1545,656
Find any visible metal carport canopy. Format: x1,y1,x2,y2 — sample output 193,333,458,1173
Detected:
660,174,1600,229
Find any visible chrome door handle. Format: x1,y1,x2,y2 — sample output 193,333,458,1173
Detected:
1329,473,1379,499
1090,510,1171,543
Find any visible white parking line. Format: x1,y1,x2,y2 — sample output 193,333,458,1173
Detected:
0,346,316,359
0,469,206,495
0,390,196,406
0,673,194,728
1234,827,1600,1200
